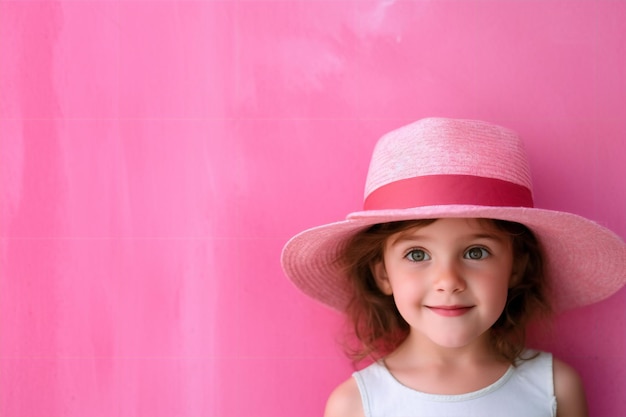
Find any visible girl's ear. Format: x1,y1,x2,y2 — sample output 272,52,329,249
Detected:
509,253,529,288
372,260,393,295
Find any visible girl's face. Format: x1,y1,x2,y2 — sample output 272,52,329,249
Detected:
373,218,516,350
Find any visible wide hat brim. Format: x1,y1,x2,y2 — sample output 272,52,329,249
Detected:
281,205,626,312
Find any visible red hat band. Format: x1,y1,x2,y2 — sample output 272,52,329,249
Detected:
363,174,534,210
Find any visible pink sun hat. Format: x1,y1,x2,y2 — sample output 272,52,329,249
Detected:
281,117,626,312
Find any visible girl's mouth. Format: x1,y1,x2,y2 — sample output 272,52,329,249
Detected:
426,305,474,317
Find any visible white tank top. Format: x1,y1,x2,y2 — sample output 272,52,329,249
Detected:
353,351,556,417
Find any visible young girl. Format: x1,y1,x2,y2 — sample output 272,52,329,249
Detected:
281,118,626,417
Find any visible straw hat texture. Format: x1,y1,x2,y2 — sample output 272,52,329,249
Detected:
281,118,626,312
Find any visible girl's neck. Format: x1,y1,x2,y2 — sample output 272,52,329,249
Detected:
382,330,511,395
387,329,502,368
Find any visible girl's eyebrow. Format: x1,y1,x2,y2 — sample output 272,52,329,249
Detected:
468,233,508,243
389,234,431,245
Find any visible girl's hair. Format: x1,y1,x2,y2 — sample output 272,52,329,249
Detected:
339,218,552,365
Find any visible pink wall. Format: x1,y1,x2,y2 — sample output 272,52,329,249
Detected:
1,1,625,416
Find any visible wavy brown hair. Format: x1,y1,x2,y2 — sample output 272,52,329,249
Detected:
338,218,552,365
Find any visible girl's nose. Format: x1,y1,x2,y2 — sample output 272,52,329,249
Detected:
434,261,466,293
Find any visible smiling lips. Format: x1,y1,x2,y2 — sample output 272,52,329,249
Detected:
427,305,474,317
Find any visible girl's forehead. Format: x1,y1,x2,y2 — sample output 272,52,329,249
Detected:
385,218,508,246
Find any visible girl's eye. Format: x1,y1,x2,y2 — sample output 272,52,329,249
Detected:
406,249,430,262
465,247,489,260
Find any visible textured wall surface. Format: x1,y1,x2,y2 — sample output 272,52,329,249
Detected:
1,1,625,416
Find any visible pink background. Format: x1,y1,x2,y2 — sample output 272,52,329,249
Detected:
1,1,625,416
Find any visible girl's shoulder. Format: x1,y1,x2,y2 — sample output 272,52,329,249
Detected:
324,376,364,417
521,351,588,417
552,357,588,417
